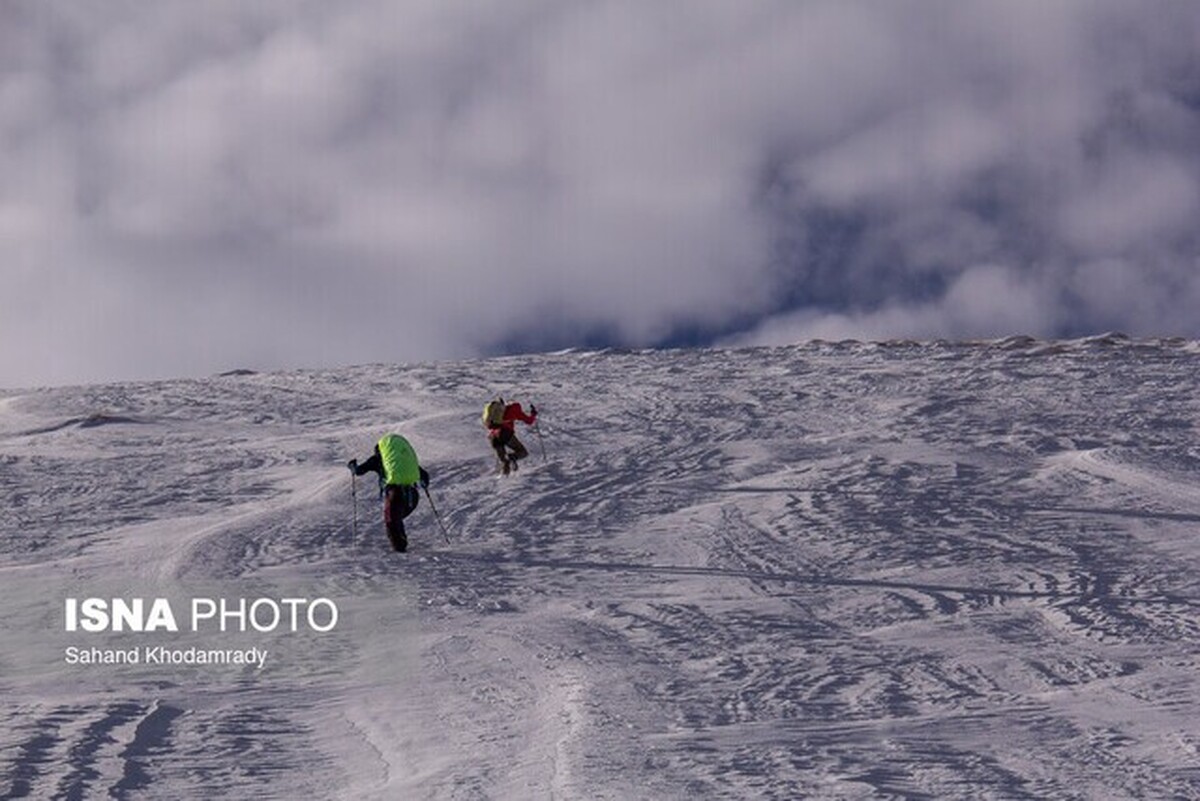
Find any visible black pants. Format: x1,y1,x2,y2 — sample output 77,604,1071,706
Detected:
384,484,419,552
490,428,529,464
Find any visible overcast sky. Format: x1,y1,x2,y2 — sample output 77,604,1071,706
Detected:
3,0,1199,388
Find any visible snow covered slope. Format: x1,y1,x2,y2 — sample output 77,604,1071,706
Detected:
3,338,1200,799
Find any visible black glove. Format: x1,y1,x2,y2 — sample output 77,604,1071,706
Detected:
419,468,430,489
347,459,357,472
529,404,538,417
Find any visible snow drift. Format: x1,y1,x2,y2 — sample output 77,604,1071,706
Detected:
3,338,1199,799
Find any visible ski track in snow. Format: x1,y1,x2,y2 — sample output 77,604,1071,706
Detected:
3,338,1200,799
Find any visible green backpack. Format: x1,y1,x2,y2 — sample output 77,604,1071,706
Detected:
376,434,420,486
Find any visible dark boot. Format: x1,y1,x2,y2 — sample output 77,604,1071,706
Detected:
387,520,408,552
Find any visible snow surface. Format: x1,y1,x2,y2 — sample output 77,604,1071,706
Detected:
3,337,1200,799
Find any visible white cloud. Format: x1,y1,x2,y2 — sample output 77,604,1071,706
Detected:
728,263,1058,345
2,0,1199,387
1058,154,1199,255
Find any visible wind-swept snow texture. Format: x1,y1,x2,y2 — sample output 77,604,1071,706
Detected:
3,338,1200,799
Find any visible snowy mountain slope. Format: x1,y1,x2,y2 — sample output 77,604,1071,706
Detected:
3,338,1200,799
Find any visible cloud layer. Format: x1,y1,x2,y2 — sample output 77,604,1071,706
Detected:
3,0,1199,386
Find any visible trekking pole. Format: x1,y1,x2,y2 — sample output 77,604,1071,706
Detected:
534,421,547,461
422,486,451,544
350,469,359,544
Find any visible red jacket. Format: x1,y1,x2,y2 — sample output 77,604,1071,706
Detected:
488,402,536,439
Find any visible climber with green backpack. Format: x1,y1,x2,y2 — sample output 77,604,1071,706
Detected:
348,433,430,552
482,397,538,475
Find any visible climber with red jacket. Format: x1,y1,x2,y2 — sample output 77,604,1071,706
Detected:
481,397,537,475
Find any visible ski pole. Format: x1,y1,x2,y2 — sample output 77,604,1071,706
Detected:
422,485,451,544
350,469,359,543
534,421,547,461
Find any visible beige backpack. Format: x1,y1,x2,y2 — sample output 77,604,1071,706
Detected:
482,399,505,429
